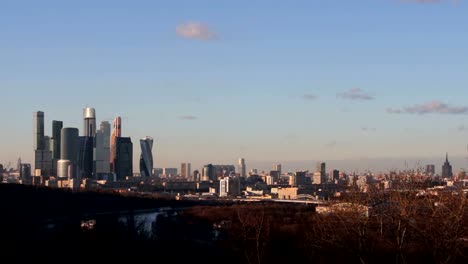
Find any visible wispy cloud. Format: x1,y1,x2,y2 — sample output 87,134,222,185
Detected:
361,127,377,132
176,22,217,40
387,101,468,115
337,88,374,101
178,115,198,120
302,94,318,101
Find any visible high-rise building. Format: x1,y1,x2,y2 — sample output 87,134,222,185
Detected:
181,163,191,180
426,165,436,176
110,116,122,173
34,150,53,177
273,164,282,176
34,111,53,176
238,158,246,178
61,128,79,163
139,136,154,177
95,121,111,174
202,164,215,181
162,168,178,177
20,163,31,183
114,137,133,181
83,107,96,137
442,153,453,179
317,162,326,183
51,121,63,159
332,170,340,181
17,157,22,172
193,170,200,182
51,120,63,175
269,170,280,183
33,111,45,151
78,136,94,179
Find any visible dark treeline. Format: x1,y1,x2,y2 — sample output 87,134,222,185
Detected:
1,184,467,264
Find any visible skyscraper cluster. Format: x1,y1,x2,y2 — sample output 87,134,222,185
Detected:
33,107,154,182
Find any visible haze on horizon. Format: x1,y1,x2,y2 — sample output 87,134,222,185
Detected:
1,0,468,173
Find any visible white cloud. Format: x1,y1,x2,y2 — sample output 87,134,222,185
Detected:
387,101,468,115
302,94,318,101
176,22,217,40
337,88,374,101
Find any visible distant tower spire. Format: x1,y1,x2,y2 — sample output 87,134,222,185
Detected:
446,152,448,162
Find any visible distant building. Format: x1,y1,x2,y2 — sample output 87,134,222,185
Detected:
294,171,307,186
219,176,241,197
317,162,326,183
202,164,215,181
33,111,45,151
83,107,96,138
95,121,111,174
110,116,122,173
78,136,94,179
20,164,31,184
426,164,435,176
313,172,322,185
34,150,53,177
442,153,453,179
33,111,52,177
269,170,280,183
213,165,236,178
193,170,200,182
181,163,191,180
139,136,154,177
273,164,282,176
114,137,133,181
238,158,246,178
153,168,163,178
51,120,63,175
162,168,177,177
61,128,79,164
331,170,340,181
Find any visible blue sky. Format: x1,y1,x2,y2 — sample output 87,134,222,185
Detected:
1,0,468,173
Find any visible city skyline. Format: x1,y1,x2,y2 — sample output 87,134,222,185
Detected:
1,1,468,172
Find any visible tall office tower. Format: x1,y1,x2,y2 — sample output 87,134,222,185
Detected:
110,116,122,173
332,170,340,181
202,164,215,181
51,120,63,175
20,164,31,183
273,164,282,176
83,107,96,137
61,128,79,164
426,165,436,176
33,111,45,151
17,157,22,172
78,136,94,179
33,111,53,176
193,170,200,182
181,163,191,180
442,153,453,179
95,121,111,174
317,162,326,183
238,158,246,178
139,136,154,177
114,137,133,181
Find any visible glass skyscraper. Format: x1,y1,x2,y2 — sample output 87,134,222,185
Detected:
139,136,153,177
